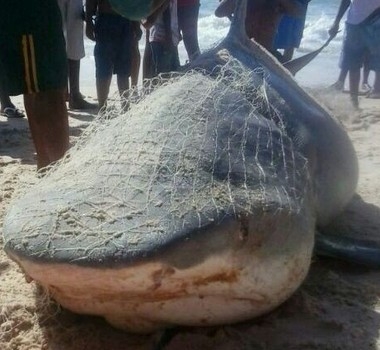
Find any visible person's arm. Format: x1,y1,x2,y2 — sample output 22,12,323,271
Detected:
85,0,98,41
328,0,350,38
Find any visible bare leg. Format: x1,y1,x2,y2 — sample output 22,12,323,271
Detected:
117,74,130,111
0,92,13,110
349,68,360,108
68,59,97,109
143,29,153,81
360,54,371,93
24,89,69,169
338,68,348,84
96,76,112,110
178,3,201,62
131,42,141,88
362,52,370,85
117,74,129,96
68,59,81,98
374,71,380,93
362,67,370,86
282,48,295,63
367,71,380,98
331,68,348,91
330,68,348,91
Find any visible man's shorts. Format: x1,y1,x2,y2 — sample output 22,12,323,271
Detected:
94,14,133,79
0,0,67,96
274,16,306,49
150,41,180,76
57,0,86,60
274,1,308,50
341,14,380,71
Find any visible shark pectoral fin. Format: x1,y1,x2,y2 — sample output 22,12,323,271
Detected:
283,49,323,76
315,195,380,268
315,231,380,268
283,36,335,76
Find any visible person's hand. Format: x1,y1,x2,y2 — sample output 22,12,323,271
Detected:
86,20,96,41
328,22,340,39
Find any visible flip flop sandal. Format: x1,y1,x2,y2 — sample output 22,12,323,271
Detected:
1,107,25,118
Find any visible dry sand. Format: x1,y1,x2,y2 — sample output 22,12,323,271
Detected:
1,88,380,350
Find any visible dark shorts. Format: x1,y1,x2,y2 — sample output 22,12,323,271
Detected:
94,14,133,78
341,16,380,71
0,0,67,96
150,42,180,77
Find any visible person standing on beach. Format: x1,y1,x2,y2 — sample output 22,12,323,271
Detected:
178,0,201,62
144,0,180,77
329,0,380,108
58,0,97,110
142,1,172,81
0,0,70,170
130,23,143,88
85,0,134,110
330,51,372,93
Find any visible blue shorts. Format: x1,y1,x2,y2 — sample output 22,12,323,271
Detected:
341,16,380,71
94,13,132,78
274,3,308,49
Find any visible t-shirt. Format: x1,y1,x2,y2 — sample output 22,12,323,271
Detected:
347,0,380,24
149,0,180,46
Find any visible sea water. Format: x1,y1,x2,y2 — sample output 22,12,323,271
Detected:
81,0,347,89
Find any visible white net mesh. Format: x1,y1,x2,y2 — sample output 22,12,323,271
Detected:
3,57,310,264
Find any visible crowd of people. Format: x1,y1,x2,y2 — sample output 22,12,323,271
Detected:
0,0,379,170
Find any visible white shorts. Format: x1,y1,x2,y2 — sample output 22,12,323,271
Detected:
57,0,85,60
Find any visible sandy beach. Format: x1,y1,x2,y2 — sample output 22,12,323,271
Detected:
1,85,380,350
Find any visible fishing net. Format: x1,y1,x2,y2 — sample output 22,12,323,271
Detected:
3,57,310,265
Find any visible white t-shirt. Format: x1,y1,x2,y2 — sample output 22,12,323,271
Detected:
347,0,380,24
